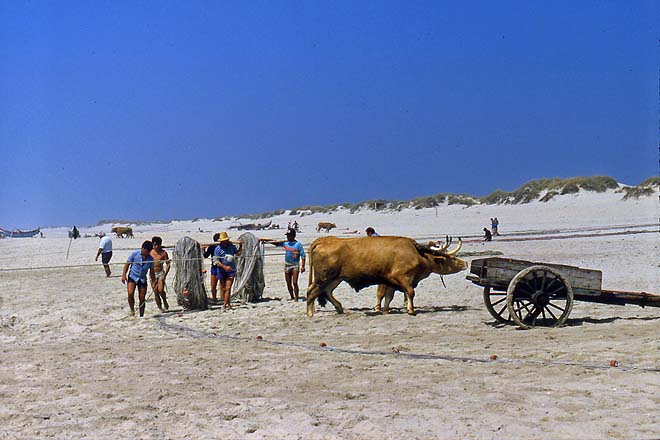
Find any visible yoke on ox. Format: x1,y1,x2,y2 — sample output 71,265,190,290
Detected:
305,236,466,317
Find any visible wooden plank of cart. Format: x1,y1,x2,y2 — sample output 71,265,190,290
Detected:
466,257,660,329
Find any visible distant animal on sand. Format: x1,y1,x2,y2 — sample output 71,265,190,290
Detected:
316,222,337,233
305,236,466,317
112,226,134,238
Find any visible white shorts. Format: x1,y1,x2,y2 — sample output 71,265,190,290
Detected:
284,264,300,274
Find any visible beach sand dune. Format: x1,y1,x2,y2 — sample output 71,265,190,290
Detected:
1,190,658,439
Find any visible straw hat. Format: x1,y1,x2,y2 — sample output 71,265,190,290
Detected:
218,231,230,242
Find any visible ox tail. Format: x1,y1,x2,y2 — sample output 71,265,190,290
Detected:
307,242,327,307
308,242,314,286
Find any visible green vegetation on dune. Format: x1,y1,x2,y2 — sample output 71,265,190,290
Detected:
213,175,655,220
481,176,619,204
619,175,660,200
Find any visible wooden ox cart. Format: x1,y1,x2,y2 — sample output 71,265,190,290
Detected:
466,257,660,329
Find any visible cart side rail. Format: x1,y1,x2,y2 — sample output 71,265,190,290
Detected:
469,257,602,291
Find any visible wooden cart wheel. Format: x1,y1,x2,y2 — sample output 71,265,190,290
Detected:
483,286,515,324
506,265,573,329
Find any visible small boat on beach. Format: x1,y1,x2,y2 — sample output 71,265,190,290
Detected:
0,227,41,238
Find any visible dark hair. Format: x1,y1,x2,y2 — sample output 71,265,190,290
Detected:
141,241,153,251
151,236,162,246
366,227,375,235
213,233,220,242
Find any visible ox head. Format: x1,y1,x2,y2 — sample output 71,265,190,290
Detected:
417,237,467,275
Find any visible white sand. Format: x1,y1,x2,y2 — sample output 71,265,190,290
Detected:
1,189,659,439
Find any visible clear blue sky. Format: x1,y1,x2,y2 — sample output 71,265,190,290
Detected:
1,1,658,227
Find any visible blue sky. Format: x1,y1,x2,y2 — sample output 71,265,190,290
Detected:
1,1,658,227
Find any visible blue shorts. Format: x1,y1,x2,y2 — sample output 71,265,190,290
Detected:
211,265,219,276
217,269,236,280
128,277,147,288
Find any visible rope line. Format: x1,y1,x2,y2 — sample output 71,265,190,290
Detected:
1,226,655,273
155,314,660,374
0,254,284,272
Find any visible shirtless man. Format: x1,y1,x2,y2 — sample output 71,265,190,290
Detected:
150,236,171,312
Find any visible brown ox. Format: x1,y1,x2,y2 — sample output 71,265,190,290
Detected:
111,226,134,238
316,222,337,233
305,236,466,317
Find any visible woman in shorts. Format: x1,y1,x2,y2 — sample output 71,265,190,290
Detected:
213,231,242,309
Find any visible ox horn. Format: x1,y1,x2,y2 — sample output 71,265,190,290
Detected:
430,235,451,252
444,238,462,256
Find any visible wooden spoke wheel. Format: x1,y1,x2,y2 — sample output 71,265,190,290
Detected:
506,265,573,329
483,286,515,324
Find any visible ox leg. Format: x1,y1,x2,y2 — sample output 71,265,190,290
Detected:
382,287,396,314
375,286,395,314
324,280,343,314
404,288,416,315
374,285,385,312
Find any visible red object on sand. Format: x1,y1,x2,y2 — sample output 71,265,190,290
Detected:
256,335,263,340
177,313,183,317
610,360,618,367
319,342,327,347
489,354,498,360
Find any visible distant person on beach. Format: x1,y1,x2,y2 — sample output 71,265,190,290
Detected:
203,233,221,304
214,232,242,310
121,241,156,318
271,229,306,301
493,218,501,235
483,228,492,242
365,227,380,237
150,236,171,313
71,225,80,240
95,232,113,277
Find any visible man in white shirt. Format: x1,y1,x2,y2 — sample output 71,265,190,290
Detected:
95,232,113,277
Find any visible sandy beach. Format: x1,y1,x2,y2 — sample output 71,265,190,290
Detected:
1,189,659,439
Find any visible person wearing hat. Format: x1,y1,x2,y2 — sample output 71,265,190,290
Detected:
203,233,221,304
95,232,113,277
213,231,242,310
271,229,306,301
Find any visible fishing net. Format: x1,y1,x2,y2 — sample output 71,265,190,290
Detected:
173,236,208,310
232,232,265,303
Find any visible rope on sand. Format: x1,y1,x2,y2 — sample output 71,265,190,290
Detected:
155,313,660,374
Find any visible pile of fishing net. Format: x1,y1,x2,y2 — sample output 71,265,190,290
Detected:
232,232,265,303
173,236,208,310
172,232,265,310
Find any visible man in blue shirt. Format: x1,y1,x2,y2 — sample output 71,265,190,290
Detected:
121,241,156,318
272,229,306,301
